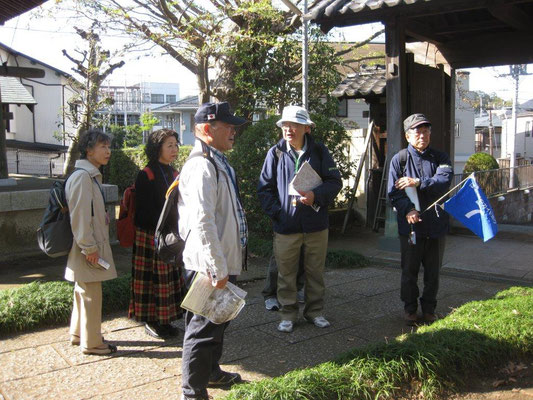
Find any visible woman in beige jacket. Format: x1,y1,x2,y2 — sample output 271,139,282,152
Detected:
65,129,117,355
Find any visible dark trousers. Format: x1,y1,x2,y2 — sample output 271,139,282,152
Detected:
261,247,305,300
400,235,446,314
181,273,237,399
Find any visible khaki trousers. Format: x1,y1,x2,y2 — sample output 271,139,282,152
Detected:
274,229,328,321
69,281,103,349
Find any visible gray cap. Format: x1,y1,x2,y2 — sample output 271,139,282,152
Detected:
403,113,431,132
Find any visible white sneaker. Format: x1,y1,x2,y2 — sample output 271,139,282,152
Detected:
308,316,330,328
265,298,281,311
277,320,294,333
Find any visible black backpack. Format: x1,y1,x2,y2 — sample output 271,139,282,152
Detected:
37,169,91,258
155,141,219,264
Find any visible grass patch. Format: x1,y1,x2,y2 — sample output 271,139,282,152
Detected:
248,235,368,269
0,275,131,336
225,286,533,400
325,249,367,269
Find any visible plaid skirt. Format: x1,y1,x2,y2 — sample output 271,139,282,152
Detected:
128,227,184,324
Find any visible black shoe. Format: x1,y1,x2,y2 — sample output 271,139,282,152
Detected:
159,324,180,338
145,322,164,338
208,371,242,387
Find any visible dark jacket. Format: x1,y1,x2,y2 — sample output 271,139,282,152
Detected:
134,161,177,231
257,134,342,234
387,144,453,238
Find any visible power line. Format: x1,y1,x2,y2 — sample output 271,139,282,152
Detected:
0,26,132,39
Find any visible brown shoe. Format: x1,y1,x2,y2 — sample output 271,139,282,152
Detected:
423,313,437,323
82,343,117,355
404,312,418,326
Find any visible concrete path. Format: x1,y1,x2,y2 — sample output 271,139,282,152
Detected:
1,226,532,399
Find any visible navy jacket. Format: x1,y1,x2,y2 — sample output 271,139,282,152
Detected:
387,144,453,238
257,134,342,234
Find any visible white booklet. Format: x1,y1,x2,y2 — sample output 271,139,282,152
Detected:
180,273,247,324
288,161,322,212
405,186,421,211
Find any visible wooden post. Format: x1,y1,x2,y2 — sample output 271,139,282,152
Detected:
0,99,7,179
380,18,407,251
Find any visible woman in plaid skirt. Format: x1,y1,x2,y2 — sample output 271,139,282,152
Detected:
129,129,184,338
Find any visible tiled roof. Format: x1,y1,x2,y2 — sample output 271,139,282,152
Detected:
152,95,199,111
0,77,37,105
0,0,48,24
332,65,385,98
307,0,430,25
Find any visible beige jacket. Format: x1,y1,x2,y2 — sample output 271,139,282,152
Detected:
64,159,117,283
177,140,245,282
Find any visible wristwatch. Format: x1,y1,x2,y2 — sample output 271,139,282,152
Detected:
413,178,420,187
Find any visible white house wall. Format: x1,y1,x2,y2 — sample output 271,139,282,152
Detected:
501,113,533,162
1,48,76,147
454,73,476,174
343,99,369,129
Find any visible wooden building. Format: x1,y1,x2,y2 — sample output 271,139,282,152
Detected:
307,0,533,239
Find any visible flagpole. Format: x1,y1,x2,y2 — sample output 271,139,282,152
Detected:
422,174,473,213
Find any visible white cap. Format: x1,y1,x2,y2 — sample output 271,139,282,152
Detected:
276,105,315,128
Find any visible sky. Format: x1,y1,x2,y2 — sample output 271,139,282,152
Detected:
1,2,532,104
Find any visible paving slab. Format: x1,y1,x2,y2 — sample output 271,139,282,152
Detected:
0,345,70,382
1,352,172,400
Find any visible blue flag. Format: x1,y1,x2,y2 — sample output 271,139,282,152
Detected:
443,176,498,242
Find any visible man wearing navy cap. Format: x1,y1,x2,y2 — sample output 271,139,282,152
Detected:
178,102,247,400
387,113,453,326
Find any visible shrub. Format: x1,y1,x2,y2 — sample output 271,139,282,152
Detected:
0,276,132,335
463,152,499,174
105,145,192,194
228,117,280,235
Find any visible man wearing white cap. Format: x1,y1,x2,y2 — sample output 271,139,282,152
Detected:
258,105,342,333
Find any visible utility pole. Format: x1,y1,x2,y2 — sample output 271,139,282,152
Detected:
488,107,494,157
302,0,309,109
279,0,308,108
501,65,531,188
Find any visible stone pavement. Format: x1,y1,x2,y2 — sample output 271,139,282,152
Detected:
1,225,532,400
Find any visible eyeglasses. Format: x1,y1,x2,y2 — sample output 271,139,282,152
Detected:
409,129,431,136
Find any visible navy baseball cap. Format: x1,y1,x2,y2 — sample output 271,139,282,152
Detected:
194,102,246,126
403,113,431,132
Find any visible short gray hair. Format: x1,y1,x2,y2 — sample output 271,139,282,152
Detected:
79,129,111,159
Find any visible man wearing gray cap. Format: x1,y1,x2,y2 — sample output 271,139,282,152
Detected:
178,102,247,400
257,105,342,333
387,113,453,326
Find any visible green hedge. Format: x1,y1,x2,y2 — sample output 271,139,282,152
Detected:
0,276,131,335
463,152,499,175
105,145,192,194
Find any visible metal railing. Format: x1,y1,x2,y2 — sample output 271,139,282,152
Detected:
7,149,65,177
452,164,533,198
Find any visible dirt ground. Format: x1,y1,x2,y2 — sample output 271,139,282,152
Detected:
445,356,533,400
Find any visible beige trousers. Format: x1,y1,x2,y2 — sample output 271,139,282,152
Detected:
274,229,328,321
69,281,103,349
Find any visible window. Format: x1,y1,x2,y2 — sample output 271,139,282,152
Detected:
3,104,10,132
151,94,165,104
526,121,531,137
454,121,461,138
115,114,125,126
127,114,140,125
337,98,348,117
166,94,176,103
